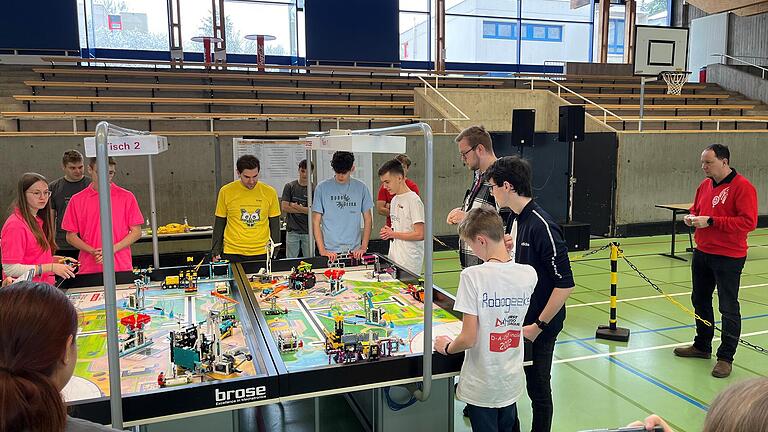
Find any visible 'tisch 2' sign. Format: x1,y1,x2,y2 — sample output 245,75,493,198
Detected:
83,135,169,157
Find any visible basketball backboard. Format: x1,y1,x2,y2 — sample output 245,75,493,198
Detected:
633,25,690,76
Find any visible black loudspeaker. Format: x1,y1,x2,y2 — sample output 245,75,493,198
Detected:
558,105,585,142
511,109,536,147
559,222,591,251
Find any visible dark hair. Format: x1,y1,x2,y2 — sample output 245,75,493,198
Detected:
458,207,505,243
298,159,315,170
705,144,730,163
455,125,493,153
236,155,260,173
395,154,412,169
61,150,84,166
486,156,533,198
0,282,79,432
378,159,405,177
87,156,117,168
11,173,56,253
330,151,354,174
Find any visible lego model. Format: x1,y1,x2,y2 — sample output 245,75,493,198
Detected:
288,261,316,290
360,291,387,327
161,259,199,293
126,279,148,311
264,296,288,316
324,313,404,364
324,268,346,296
119,313,153,357
276,329,302,352
168,309,251,377
405,284,425,303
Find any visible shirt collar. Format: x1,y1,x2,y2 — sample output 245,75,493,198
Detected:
517,200,536,221
711,168,737,188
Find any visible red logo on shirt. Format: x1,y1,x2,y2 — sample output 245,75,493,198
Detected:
712,187,729,207
489,330,521,352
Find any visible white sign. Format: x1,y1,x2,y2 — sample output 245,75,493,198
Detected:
233,138,308,192
306,135,406,154
83,135,168,157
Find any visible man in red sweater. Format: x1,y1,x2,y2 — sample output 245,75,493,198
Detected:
674,144,757,378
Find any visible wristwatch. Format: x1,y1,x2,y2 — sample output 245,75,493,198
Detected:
535,319,549,330
707,217,713,226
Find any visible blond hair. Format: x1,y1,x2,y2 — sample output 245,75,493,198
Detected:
455,125,492,152
458,207,504,243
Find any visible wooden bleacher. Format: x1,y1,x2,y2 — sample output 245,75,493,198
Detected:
4,61,768,135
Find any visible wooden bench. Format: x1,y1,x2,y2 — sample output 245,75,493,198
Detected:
31,67,504,87
23,81,415,97
13,95,415,110
0,130,315,138
564,93,730,100
534,81,709,91
587,104,756,115
1,111,418,121
40,55,489,77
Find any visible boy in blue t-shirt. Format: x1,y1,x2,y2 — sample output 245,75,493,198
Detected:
311,151,373,262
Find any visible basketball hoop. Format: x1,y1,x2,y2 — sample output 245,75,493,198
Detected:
660,71,691,95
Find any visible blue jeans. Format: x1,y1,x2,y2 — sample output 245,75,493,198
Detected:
285,231,310,258
466,403,520,432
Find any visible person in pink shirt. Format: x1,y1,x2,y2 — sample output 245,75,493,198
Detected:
1,173,78,284
61,157,144,275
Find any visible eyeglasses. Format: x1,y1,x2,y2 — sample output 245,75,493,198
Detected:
460,144,478,159
27,190,52,198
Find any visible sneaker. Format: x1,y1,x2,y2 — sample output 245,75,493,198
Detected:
712,360,732,378
673,345,711,359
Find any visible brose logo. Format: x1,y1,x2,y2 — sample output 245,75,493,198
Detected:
215,386,267,406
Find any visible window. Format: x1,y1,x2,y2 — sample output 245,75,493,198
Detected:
81,0,170,50
482,21,516,40
400,12,430,60
522,0,592,23
521,24,563,42
608,19,624,55
224,1,297,56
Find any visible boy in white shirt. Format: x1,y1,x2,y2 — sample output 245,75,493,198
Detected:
378,159,425,274
435,207,537,432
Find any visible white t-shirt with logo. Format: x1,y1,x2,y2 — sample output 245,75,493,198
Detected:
453,260,537,408
388,191,425,274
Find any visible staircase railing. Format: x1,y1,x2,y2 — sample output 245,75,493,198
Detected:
712,53,768,80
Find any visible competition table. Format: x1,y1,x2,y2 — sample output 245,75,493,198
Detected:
62,255,467,431
237,253,465,431
61,264,278,427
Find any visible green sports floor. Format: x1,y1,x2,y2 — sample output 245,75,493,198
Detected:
434,229,768,432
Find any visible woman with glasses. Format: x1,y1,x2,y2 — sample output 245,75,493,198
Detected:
1,172,77,285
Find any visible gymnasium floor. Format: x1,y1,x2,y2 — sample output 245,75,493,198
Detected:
434,228,768,432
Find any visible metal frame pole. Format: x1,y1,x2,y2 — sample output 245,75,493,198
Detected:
148,155,160,268
345,123,434,401
94,121,123,429
306,148,314,257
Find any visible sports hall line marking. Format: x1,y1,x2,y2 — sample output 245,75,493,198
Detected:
555,329,768,367
556,313,768,346
571,340,710,411
566,282,768,308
